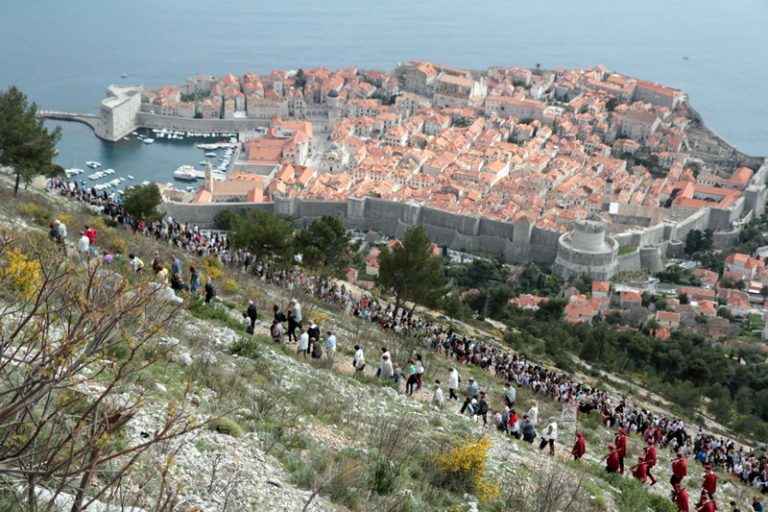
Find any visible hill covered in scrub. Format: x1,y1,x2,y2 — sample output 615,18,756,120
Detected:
0,173,763,512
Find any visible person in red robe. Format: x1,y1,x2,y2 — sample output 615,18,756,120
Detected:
605,444,620,473
696,490,717,512
572,431,586,460
672,483,690,512
671,450,688,486
615,427,628,474
644,439,658,486
702,464,717,497
631,455,648,484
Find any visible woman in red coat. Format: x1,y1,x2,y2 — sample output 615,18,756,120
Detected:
572,431,586,460
672,483,690,512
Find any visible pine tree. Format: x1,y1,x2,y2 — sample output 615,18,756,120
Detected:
0,86,61,196
377,226,449,316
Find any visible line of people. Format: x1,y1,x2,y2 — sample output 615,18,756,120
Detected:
50,181,767,511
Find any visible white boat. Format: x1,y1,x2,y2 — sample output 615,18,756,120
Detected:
123,137,130,141
141,180,150,186
205,152,216,157
127,175,134,180
143,138,155,144
86,161,102,168
173,165,201,181
104,168,115,175
121,72,128,78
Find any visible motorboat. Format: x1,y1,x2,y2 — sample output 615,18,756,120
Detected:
173,165,202,181
86,161,102,168
205,152,217,157
127,175,135,180
141,180,151,186
143,138,155,144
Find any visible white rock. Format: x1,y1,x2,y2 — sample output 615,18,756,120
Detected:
175,351,193,366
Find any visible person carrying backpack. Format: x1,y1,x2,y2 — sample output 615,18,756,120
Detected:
204,278,216,304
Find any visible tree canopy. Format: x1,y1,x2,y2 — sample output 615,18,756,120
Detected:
294,215,353,277
228,208,294,268
377,226,449,314
0,86,61,196
122,183,162,221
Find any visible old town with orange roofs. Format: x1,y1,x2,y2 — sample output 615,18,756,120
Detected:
131,61,768,347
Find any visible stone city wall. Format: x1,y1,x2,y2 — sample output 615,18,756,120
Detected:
617,250,642,273
159,194,747,274
136,112,270,134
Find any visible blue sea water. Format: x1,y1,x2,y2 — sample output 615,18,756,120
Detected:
0,0,766,183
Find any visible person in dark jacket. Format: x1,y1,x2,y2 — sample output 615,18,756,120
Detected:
204,278,216,304
246,300,258,334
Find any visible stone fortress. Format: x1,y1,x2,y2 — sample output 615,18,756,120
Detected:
160,157,768,280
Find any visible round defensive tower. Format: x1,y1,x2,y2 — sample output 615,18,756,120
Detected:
553,219,619,280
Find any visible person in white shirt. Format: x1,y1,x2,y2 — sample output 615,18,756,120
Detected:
353,344,365,373
432,380,445,409
376,347,390,377
297,327,309,358
539,419,558,456
325,332,337,362
447,367,460,400
527,399,539,426
290,298,302,325
415,355,425,390
76,231,90,265
379,354,394,379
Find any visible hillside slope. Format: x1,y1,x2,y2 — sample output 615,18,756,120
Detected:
0,175,758,512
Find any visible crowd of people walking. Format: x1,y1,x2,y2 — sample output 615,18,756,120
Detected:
47,179,768,511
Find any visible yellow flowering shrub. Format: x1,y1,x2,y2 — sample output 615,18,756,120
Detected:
433,436,499,503
201,256,223,280
221,278,239,294
1,247,42,300
312,312,329,325
18,202,51,225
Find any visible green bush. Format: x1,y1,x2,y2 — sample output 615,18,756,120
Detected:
187,297,244,331
230,336,262,359
648,493,677,512
211,417,245,438
369,455,399,495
